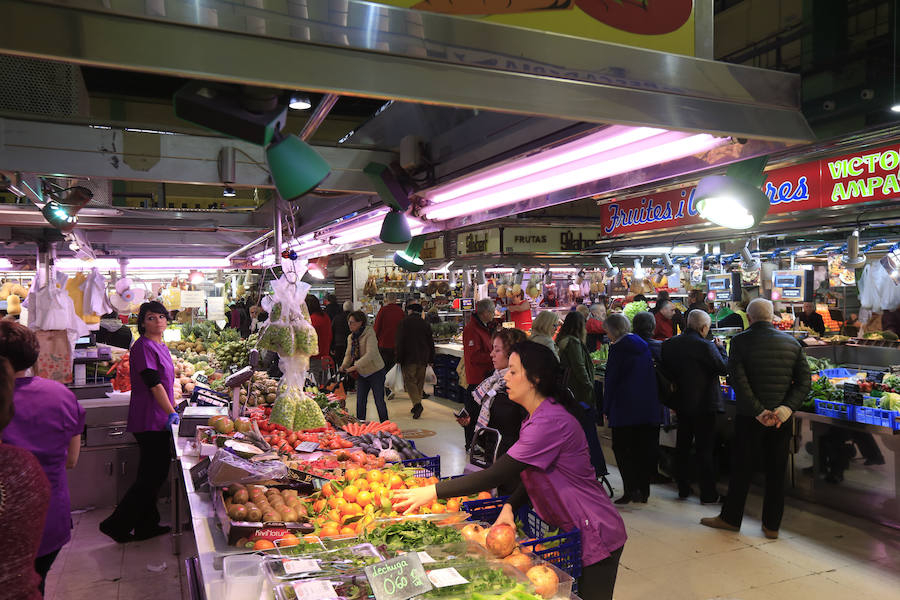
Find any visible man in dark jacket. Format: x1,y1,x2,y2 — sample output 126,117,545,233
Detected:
702,298,811,539
374,293,405,372
603,312,661,504
323,293,343,322
331,301,352,372
395,304,435,419
798,302,825,336
661,309,728,503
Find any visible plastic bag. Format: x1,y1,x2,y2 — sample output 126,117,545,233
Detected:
207,448,288,487
425,365,437,385
385,364,404,392
257,274,316,357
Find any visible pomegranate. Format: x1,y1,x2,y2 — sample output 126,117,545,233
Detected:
503,550,533,573
485,523,518,558
526,565,559,599
461,523,487,546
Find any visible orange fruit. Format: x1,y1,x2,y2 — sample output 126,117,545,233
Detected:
345,468,361,481
355,479,370,492
356,491,372,507
328,508,342,523
343,485,359,503
366,470,383,483
313,499,327,513
319,523,340,538
340,526,356,536
446,499,460,512
477,491,492,500
430,502,446,513
388,475,403,490
302,534,320,543
322,483,334,498
279,533,299,547
253,539,276,550
341,502,362,517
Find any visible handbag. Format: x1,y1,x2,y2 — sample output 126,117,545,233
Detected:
653,358,679,410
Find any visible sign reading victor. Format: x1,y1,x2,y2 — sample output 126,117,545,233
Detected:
457,228,501,257
503,227,604,253
365,552,433,600
824,145,900,206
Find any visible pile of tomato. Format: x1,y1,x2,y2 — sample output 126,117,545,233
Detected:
249,412,354,454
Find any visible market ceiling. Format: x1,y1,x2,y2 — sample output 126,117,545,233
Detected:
0,0,817,262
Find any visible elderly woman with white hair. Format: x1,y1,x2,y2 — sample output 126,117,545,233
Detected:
602,313,661,504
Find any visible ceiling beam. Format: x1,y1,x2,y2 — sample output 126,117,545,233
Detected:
0,117,395,193
1,0,814,143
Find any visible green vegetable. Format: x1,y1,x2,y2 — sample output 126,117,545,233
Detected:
294,394,327,430
805,356,836,373
270,393,300,428
420,566,531,598
881,392,900,411
804,376,842,412
360,520,462,551
623,301,649,322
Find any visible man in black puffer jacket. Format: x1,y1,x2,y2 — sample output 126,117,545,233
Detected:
701,298,810,539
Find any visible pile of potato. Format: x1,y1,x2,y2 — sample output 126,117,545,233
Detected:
240,370,279,406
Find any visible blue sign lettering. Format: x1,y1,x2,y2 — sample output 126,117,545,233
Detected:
764,176,809,205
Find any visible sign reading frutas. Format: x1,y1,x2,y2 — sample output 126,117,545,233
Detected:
503,227,603,254
365,552,433,600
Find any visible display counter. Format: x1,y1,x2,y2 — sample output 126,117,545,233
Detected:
434,342,464,358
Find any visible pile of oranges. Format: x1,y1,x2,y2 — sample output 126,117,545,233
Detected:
305,467,491,538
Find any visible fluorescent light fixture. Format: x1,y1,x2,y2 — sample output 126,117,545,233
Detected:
550,267,578,273
449,272,457,289
307,258,326,279
223,186,236,197
892,104,900,113
695,157,770,230
0,258,12,269
189,270,205,284
423,130,725,221
615,246,700,256
54,257,232,271
415,276,423,288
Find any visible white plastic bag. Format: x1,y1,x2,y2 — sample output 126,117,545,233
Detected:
425,365,437,385
385,364,404,392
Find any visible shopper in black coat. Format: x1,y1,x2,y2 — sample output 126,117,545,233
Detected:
395,304,435,419
702,298,811,538
660,310,728,502
331,302,352,371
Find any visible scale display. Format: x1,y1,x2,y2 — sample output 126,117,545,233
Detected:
772,269,813,302
705,273,741,302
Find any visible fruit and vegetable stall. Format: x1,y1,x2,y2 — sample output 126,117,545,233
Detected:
173,388,586,600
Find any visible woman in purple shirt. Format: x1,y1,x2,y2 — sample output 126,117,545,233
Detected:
0,321,85,594
395,341,627,599
101,301,179,543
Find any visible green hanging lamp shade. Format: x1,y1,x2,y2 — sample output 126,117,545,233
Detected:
266,133,331,201
380,209,412,245
394,235,426,272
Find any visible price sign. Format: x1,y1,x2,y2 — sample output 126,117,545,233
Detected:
180,290,206,309
365,552,433,600
295,441,319,453
283,559,321,575
189,456,211,492
207,296,226,319
290,579,337,599
191,371,209,385
427,567,469,588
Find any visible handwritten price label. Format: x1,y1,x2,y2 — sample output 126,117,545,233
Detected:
364,552,433,600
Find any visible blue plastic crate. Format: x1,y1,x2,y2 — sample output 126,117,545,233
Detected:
855,406,898,428
818,368,858,379
815,398,855,420
400,454,440,479
518,508,582,580
461,496,507,522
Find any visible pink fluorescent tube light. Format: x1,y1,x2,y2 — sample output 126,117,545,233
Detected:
55,257,232,270
423,130,726,221
425,125,665,205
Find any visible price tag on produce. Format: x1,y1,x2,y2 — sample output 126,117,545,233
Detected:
191,371,209,385
180,290,206,309
295,441,319,453
188,456,211,492
206,296,226,320
290,579,337,599
426,568,469,588
283,558,321,575
365,552,433,600
416,551,435,564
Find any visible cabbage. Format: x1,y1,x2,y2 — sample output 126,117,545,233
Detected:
623,300,649,322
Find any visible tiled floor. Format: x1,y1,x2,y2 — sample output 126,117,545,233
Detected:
48,392,900,599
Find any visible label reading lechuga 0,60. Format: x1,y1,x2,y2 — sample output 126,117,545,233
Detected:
364,552,433,600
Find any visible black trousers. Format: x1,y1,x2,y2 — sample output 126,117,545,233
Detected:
675,411,718,500
720,416,793,531
581,403,609,477
578,546,623,600
104,431,172,534
34,548,61,595
611,425,658,499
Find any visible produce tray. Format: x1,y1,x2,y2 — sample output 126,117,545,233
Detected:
273,573,374,600
401,454,441,478
818,368,858,379
814,398,855,420
263,543,383,583
854,406,900,429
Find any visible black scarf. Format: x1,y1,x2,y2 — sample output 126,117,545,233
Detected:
350,325,365,364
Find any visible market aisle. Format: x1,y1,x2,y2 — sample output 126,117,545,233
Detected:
45,504,185,600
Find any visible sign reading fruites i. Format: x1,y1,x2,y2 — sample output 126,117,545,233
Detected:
365,553,433,600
